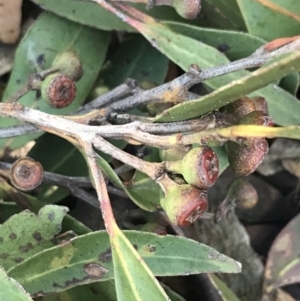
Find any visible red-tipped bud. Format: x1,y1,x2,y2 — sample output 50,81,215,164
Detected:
181,147,219,189
161,184,208,227
41,73,76,108
10,157,44,191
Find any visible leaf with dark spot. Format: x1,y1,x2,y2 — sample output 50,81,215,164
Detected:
0,205,68,270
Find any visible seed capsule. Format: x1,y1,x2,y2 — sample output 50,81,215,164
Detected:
174,0,201,19
10,157,44,191
161,184,208,227
41,73,76,108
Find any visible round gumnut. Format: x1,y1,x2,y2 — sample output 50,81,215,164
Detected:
10,157,44,191
174,0,201,19
251,96,268,113
226,97,256,122
161,184,208,227
227,178,258,209
227,139,269,176
41,73,76,108
181,147,219,189
52,51,83,81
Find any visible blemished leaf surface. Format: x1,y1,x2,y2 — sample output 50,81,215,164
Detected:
131,20,300,125
0,178,90,236
163,22,265,61
208,274,241,301
100,35,169,87
154,51,300,125
0,267,33,301
111,227,170,301
8,230,241,296
264,212,300,292
0,205,68,270
201,0,246,30
0,12,110,150
236,0,300,40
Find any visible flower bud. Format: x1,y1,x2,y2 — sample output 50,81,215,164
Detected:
161,184,208,227
41,73,76,108
166,147,219,189
10,157,44,191
138,222,167,235
226,97,256,122
251,96,268,113
239,110,274,127
52,51,83,81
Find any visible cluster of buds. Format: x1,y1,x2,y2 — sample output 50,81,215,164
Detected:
225,97,274,176
160,146,219,227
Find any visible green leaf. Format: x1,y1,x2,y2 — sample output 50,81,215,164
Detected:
0,205,68,270
111,227,169,301
154,51,300,125
280,72,300,95
30,0,185,32
201,0,246,30
164,21,265,61
236,0,300,40
8,230,241,296
0,12,110,150
0,267,33,301
100,35,169,87
208,274,241,301
264,212,300,292
131,21,300,125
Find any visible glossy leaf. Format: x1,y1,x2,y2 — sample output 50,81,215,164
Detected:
100,35,169,87
0,12,110,150
0,205,68,270
8,230,241,296
0,267,33,301
237,0,300,40
111,226,170,301
264,212,300,292
208,274,241,301
154,51,300,125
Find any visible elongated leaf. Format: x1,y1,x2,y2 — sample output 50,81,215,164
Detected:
0,205,68,270
0,267,33,301
111,226,169,301
236,0,300,40
208,274,241,301
130,20,300,125
155,51,300,124
30,0,184,32
0,12,110,150
8,230,241,296
264,212,300,292
164,21,265,61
